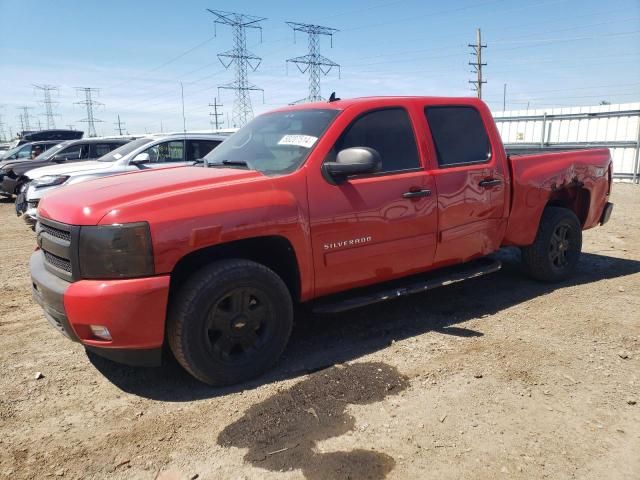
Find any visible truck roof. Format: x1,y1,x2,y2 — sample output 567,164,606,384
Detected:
274,96,486,112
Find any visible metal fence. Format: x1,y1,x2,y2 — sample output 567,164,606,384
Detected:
494,104,640,183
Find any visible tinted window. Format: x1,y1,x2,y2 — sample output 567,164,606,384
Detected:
425,107,491,167
91,143,121,158
143,140,184,163
56,145,83,160
187,140,220,161
331,108,420,173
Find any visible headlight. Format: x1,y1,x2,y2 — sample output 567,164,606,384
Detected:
33,175,69,187
79,222,154,279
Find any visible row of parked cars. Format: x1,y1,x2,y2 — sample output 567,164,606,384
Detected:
0,132,231,226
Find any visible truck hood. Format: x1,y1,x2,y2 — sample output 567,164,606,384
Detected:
26,161,109,180
0,158,35,172
38,166,266,225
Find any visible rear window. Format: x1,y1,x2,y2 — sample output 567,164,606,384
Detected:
425,106,491,167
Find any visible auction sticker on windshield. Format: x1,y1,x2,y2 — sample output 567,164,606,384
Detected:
277,135,318,148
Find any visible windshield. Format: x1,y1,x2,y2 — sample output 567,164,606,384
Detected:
98,137,154,162
203,109,340,174
0,145,24,160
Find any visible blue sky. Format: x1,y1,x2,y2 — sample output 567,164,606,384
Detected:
0,0,639,136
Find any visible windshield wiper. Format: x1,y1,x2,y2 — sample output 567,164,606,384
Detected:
208,159,250,168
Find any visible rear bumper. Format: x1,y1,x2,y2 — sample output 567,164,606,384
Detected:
600,202,614,225
30,250,170,366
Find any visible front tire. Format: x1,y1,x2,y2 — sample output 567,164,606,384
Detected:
167,259,293,386
521,207,582,282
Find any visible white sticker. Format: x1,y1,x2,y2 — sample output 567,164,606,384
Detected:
277,134,318,149
113,153,123,159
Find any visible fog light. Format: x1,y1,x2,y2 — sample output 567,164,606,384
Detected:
90,325,112,341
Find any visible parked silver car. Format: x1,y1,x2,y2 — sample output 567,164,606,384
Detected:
18,133,229,224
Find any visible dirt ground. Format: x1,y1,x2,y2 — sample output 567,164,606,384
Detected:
1,185,638,480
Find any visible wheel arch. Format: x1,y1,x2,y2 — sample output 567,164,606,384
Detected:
546,185,591,226
169,235,302,303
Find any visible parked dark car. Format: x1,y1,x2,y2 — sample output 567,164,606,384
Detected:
14,129,83,146
0,137,134,197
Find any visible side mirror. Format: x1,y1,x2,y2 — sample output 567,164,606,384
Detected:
323,147,382,184
52,155,67,163
131,152,150,165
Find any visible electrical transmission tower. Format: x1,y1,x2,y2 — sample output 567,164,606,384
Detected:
209,97,224,130
75,87,104,137
33,84,59,129
208,9,266,127
0,114,6,142
286,22,340,103
468,28,487,99
17,106,34,132
114,114,126,135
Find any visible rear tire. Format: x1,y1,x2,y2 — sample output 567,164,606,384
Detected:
167,259,293,386
521,207,582,282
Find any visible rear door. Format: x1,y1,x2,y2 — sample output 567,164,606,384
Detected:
308,106,438,297
424,106,508,264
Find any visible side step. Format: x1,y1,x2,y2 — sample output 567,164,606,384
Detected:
311,257,501,314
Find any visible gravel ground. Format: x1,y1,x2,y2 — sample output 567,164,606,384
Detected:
1,184,639,480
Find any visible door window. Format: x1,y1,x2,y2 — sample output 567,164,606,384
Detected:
425,107,491,167
187,140,221,161
142,141,185,163
56,145,83,160
91,143,120,158
330,108,420,173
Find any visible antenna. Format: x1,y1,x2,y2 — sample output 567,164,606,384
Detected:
286,22,340,103
208,9,266,127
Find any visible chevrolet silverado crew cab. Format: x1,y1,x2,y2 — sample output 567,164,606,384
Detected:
30,97,613,386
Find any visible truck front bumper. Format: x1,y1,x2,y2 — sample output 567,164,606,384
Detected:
30,251,170,367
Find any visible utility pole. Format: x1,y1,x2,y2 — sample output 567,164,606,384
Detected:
180,82,187,134
208,97,224,130
0,107,6,142
468,28,487,99
114,114,126,135
17,106,34,131
75,87,104,137
66,124,75,130
286,22,340,103
37,119,43,131
503,83,507,111
208,9,266,127
33,84,59,129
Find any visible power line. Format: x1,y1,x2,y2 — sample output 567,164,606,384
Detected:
286,22,340,103
114,114,126,135
75,87,104,137
208,9,266,127
468,28,487,99
33,84,59,129
208,97,224,130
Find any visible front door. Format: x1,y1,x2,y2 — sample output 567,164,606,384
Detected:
308,107,438,297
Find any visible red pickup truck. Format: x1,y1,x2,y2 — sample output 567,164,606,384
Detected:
30,96,613,386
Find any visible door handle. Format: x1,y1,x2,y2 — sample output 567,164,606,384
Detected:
479,178,502,188
402,189,431,199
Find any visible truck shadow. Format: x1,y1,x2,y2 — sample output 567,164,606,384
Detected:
88,249,640,401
